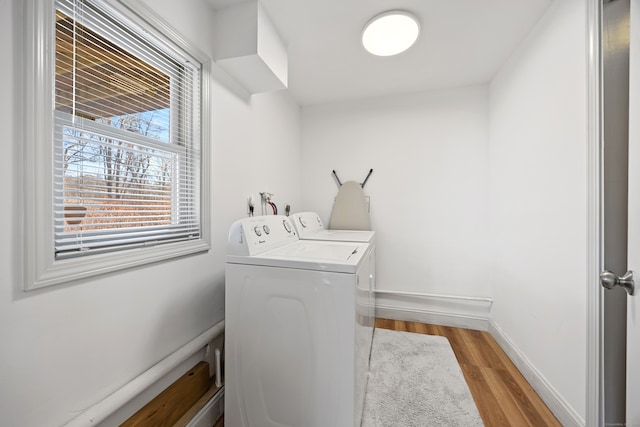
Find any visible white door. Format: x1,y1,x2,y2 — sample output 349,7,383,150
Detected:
626,0,640,422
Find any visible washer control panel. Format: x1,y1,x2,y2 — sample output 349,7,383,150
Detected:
227,215,298,256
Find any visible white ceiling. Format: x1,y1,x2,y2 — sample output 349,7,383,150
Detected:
208,0,553,106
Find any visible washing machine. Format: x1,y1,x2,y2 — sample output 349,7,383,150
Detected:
225,215,373,427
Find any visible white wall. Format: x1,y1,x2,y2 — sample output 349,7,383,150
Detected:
0,0,301,425
488,0,587,422
300,86,492,320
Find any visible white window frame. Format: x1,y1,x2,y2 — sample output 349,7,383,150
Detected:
20,0,211,290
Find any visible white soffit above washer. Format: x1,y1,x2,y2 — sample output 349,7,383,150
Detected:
214,0,288,94
207,0,553,105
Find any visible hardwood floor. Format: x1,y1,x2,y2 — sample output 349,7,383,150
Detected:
376,318,562,427
215,319,561,426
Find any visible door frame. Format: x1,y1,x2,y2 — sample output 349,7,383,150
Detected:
586,0,605,425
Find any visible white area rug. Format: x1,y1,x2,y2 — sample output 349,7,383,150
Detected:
362,328,484,427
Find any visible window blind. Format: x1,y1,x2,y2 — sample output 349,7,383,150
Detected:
54,0,202,259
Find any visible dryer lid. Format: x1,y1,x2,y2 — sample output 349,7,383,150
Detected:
300,229,375,244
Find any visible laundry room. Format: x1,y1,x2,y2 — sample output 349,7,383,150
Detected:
1,0,595,426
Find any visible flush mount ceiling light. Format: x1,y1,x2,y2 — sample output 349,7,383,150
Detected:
362,11,420,56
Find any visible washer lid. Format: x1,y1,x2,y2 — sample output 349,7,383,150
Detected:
227,240,369,273
268,240,361,259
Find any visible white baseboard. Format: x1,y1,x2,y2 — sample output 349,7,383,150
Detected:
374,291,492,331
488,320,584,427
185,387,224,427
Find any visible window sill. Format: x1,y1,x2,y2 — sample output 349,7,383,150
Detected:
25,239,210,290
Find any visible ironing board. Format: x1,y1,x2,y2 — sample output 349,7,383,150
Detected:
328,180,371,231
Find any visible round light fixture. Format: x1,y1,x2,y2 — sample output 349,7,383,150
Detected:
362,11,420,56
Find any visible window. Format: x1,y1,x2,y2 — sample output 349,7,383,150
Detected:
21,0,211,289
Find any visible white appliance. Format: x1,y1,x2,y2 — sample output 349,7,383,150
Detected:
290,211,376,360
225,215,374,427
290,211,375,244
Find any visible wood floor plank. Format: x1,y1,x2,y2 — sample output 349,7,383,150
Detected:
453,328,487,366
413,322,429,335
406,321,418,333
481,333,561,426
480,366,534,427
460,364,511,426
495,368,560,427
424,323,446,336
375,318,393,330
465,329,508,370
393,319,409,331
440,326,475,366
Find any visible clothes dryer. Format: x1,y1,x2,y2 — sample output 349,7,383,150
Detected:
291,211,376,353
290,211,375,245
225,215,373,427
